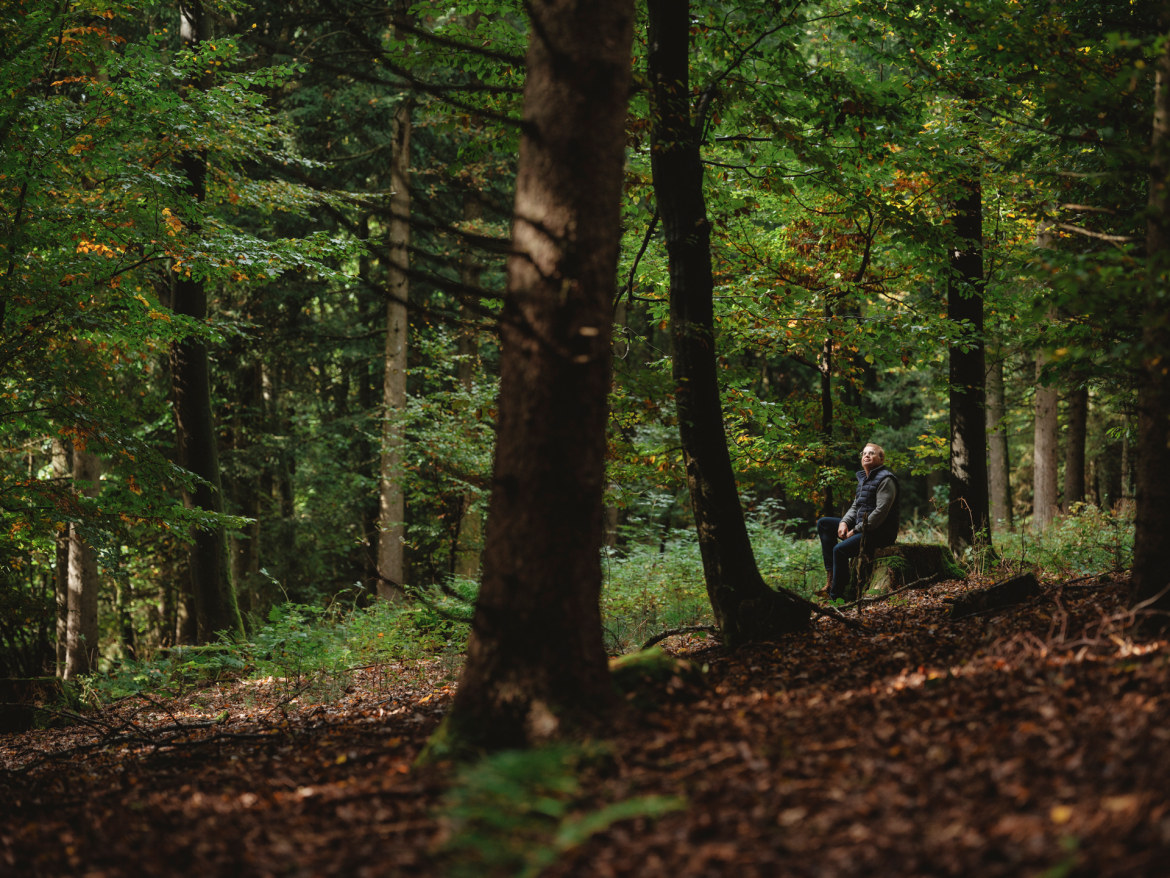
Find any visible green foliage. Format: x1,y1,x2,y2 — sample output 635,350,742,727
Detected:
996,505,1134,579
599,505,823,652
85,592,472,704
438,744,685,878
600,537,711,654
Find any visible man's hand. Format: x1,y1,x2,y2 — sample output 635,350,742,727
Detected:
837,521,848,539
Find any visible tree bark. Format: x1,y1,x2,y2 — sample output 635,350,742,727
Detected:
377,79,411,602
648,0,810,645
1132,18,1170,629
1063,386,1088,512
819,296,835,517
63,448,100,679
437,0,635,753
947,173,990,554
172,1,242,643
453,189,484,580
53,439,69,676
986,344,1013,533
1032,347,1060,532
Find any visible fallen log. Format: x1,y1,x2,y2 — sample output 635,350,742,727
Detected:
948,572,1041,619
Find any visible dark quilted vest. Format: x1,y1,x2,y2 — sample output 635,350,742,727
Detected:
855,465,899,547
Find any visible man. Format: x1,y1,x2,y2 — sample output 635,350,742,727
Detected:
817,443,900,601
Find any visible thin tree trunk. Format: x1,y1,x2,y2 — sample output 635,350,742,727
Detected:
53,439,69,676
377,14,411,601
227,359,264,617
947,173,990,553
437,0,635,753
453,190,484,580
986,345,1013,533
819,296,835,517
1032,348,1060,532
1132,16,1170,628
1063,386,1088,512
648,0,809,644
63,449,100,679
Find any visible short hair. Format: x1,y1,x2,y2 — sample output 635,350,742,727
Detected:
863,443,885,462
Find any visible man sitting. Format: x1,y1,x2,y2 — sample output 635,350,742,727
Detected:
816,443,900,601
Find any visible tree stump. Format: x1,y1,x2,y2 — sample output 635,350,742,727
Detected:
0,677,69,732
853,543,962,598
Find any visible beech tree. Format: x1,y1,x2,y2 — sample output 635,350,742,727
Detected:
946,171,990,554
647,0,810,644
435,0,635,751
171,1,243,642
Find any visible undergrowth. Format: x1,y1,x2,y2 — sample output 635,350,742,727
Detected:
85,506,1133,705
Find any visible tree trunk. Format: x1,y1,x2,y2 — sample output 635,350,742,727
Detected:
53,439,69,677
986,344,1013,533
819,296,835,517
172,0,242,643
227,359,264,616
453,190,484,581
648,0,810,645
63,448,100,679
947,173,990,554
1132,19,1170,629
436,0,635,753
1063,386,1088,512
377,82,411,602
1032,348,1060,532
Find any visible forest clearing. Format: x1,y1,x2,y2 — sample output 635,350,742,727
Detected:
3,568,1166,877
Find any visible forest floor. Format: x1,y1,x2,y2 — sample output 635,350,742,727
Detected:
3,572,1169,877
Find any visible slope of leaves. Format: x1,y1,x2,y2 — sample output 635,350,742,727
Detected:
2,574,1167,876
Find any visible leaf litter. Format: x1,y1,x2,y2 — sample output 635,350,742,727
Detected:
2,574,1168,877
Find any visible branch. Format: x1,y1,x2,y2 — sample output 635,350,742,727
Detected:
641,625,719,650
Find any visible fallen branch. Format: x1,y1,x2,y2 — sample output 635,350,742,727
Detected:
641,625,718,651
809,603,866,630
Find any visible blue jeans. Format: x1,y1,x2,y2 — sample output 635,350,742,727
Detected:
817,516,865,599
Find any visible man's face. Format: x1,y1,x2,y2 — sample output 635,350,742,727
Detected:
861,446,881,473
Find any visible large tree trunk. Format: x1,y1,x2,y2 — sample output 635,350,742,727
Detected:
436,0,635,753
63,448,101,679
377,81,411,602
648,0,810,645
1132,20,1170,629
986,345,1013,533
947,174,990,554
1063,386,1088,512
172,1,242,643
1032,348,1060,532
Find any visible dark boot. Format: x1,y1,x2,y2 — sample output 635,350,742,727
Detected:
817,571,832,597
